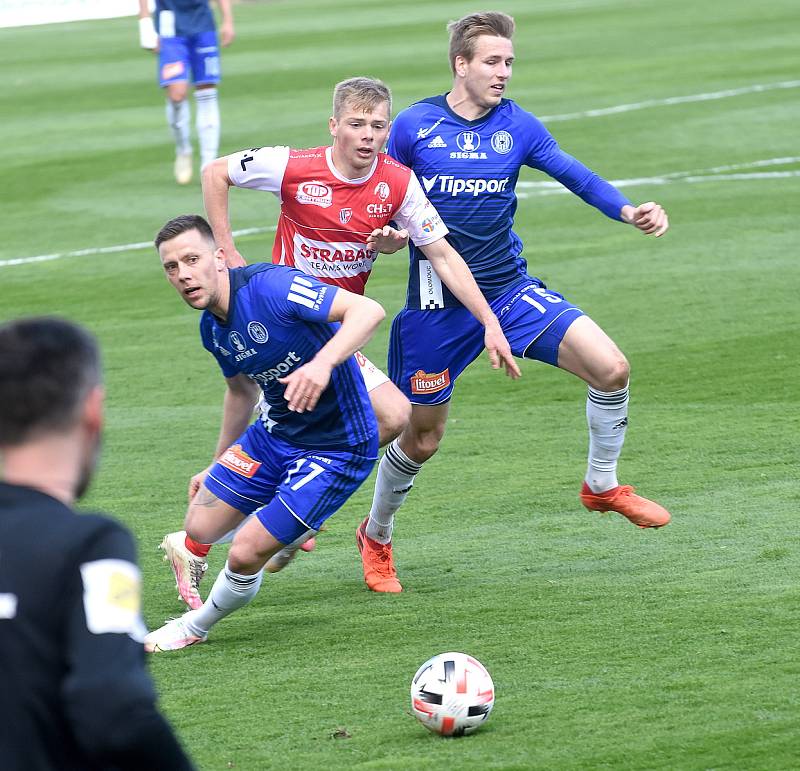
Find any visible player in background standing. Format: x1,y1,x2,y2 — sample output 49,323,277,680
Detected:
138,0,234,184
363,12,672,589
144,214,385,652
155,77,520,605
0,318,194,770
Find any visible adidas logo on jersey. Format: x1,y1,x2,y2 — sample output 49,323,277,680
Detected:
427,135,447,148
287,275,327,311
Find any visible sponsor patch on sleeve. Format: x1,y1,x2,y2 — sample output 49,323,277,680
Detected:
80,559,147,641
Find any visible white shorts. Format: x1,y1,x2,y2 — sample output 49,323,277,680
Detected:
354,350,390,393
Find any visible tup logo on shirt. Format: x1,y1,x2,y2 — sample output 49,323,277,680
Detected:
296,181,333,208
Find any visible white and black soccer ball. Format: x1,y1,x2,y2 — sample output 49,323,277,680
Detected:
410,652,495,736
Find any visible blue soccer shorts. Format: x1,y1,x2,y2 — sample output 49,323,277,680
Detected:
203,424,377,545
389,278,584,405
158,30,220,87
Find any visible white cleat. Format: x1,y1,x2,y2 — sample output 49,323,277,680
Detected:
144,615,207,653
159,531,207,610
174,152,193,185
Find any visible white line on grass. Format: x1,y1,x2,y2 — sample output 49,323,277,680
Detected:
0,226,276,269
4,75,798,269
540,80,800,122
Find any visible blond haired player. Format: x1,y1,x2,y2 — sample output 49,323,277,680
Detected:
156,77,520,605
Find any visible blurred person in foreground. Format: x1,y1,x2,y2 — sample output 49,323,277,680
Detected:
138,0,235,184
0,317,193,770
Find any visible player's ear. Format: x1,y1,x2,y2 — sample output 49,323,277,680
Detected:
329,116,337,138
214,246,227,268
81,385,105,437
454,54,468,78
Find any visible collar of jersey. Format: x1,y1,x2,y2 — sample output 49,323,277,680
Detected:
325,146,378,184
423,93,506,128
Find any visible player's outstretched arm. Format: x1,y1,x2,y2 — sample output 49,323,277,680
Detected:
367,225,410,254
202,157,247,267
418,239,521,379
621,202,669,237
279,292,385,413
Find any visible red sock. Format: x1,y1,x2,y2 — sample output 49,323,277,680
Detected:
184,535,211,557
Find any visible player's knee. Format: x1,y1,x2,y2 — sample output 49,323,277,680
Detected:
167,83,188,102
378,399,412,445
228,541,268,575
598,355,629,392
405,425,445,463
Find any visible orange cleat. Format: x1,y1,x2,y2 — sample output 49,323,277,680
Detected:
581,482,671,528
356,518,402,593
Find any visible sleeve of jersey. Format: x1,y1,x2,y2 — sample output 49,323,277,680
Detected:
227,145,291,192
63,520,194,769
525,116,631,221
387,111,413,166
257,268,339,324
200,315,238,378
392,173,449,246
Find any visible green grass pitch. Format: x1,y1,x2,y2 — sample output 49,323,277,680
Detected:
2,0,798,768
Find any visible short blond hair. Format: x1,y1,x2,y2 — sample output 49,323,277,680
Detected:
447,12,515,74
332,77,392,119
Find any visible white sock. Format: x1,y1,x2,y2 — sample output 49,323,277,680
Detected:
166,97,191,155
185,561,263,636
585,383,629,493
194,87,220,168
366,439,422,544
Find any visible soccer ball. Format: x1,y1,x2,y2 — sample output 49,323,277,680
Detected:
410,652,495,736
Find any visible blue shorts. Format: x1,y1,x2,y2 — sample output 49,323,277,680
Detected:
158,30,220,87
203,424,377,545
389,279,583,404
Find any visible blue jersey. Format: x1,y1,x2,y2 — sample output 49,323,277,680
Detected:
387,95,631,309
200,264,377,451
154,0,215,37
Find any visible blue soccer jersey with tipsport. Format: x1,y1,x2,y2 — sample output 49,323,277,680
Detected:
199,264,377,451
388,95,631,309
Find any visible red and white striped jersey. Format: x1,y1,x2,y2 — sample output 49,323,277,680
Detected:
227,145,448,294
